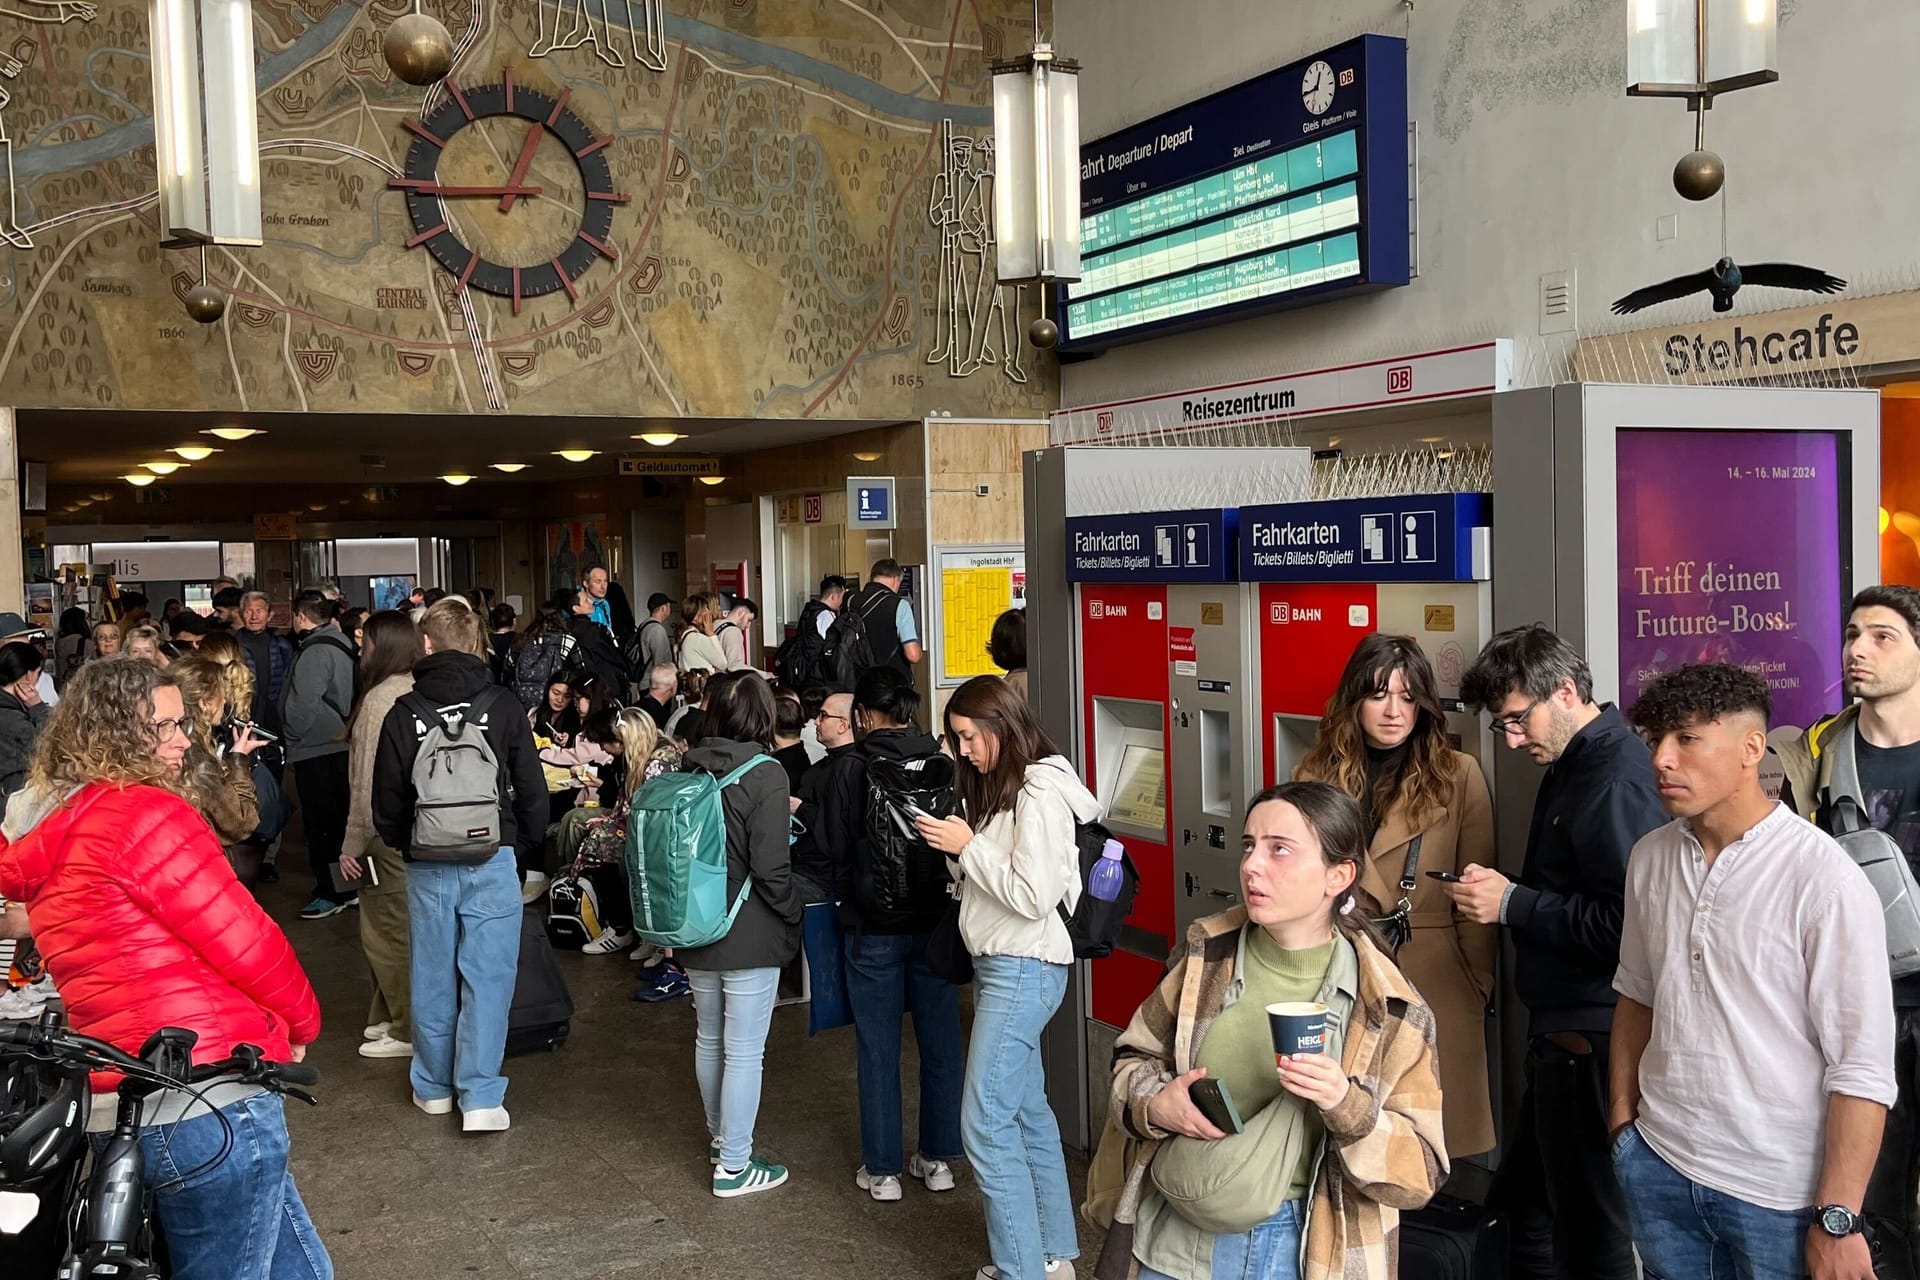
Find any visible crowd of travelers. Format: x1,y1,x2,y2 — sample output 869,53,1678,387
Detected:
3,567,1920,1280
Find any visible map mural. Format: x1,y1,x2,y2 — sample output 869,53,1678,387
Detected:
0,0,1054,419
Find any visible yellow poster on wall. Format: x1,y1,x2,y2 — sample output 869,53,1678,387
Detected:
937,546,1027,686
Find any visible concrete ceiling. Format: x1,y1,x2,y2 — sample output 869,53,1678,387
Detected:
19,410,907,487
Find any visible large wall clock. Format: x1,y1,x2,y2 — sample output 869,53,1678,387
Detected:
392,67,629,314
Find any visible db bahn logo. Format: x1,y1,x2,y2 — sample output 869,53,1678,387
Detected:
1387,364,1414,395
1096,411,1115,435
1271,601,1290,625
1088,599,1130,620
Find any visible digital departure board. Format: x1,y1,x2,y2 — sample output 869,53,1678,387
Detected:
1060,35,1409,353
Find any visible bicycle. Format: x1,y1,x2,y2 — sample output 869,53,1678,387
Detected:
0,1007,320,1279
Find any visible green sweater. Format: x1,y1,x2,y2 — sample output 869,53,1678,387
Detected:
1196,932,1335,1195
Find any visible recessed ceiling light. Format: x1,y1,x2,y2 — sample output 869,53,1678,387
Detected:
440,473,475,486
489,462,529,473
89,492,111,502
553,449,598,463
170,445,218,461
308,503,327,511
853,451,882,463
697,475,726,486
202,427,263,441
122,473,156,487
142,461,185,475
633,432,684,447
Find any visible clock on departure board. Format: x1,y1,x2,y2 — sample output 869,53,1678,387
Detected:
392,68,629,313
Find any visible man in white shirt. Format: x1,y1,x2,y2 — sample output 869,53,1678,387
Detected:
1611,662,1895,1280
717,597,757,672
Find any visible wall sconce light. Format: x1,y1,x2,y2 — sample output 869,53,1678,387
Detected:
553,449,598,463
852,451,883,463
150,0,264,245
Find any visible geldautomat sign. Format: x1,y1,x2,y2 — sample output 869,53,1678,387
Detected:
1065,509,1238,583
1238,494,1489,583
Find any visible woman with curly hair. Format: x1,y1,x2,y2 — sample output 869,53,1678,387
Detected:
0,659,330,1279
166,655,266,880
1293,632,1496,1158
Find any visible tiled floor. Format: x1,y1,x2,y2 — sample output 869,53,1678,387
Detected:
270,869,1101,1280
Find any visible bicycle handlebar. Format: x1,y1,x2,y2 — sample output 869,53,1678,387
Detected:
0,1015,320,1096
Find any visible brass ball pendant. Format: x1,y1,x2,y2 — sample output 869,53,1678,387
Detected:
183,283,227,324
384,12,455,86
1028,316,1060,349
1673,149,1725,202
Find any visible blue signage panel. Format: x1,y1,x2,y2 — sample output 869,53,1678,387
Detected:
1066,508,1238,583
853,480,892,523
1239,494,1490,583
1060,34,1409,353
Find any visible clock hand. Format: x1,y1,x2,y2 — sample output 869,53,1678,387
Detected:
498,123,546,214
391,181,545,197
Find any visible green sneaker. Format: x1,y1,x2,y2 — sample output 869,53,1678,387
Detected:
712,1155,789,1199
709,1138,721,1166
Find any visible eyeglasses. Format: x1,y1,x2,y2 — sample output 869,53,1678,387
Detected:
147,716,190,741
1488,699,1544,738
816,713,849,726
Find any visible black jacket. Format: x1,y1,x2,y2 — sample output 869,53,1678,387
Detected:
564,614,629,699
371,651,547,862
1509,704,1668,1035
795,741,864,896
673,737,803,972
0,691,47,798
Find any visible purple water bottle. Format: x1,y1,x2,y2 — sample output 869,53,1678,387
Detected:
1087,839,1127,902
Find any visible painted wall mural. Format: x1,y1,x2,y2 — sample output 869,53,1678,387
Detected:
0,0,1053,418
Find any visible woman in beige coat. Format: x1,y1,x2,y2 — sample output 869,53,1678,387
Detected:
1295,632,1497,1157
338,609,423,1061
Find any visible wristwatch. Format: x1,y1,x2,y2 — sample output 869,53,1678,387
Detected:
1814,1204,1863,1237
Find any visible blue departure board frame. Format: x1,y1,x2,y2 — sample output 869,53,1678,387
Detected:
1059,34,1409,353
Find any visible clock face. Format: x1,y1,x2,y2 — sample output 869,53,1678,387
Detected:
1302,60,1337,116
394,72,629,311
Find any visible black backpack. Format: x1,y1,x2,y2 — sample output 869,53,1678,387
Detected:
512,632,576,710
1057,819,1139,959
858,752,958,933
773,602,829,688
828,592,890,690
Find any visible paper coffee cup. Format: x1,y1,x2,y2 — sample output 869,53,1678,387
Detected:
1267,1001,1329,1058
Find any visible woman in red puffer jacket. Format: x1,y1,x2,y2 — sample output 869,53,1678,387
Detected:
0,659,330,1280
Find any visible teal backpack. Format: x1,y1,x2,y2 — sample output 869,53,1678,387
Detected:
625,755,772,949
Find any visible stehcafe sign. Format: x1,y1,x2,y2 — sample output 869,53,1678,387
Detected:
1577,291,1920,382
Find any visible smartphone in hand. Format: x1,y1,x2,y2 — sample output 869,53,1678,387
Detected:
1187,1077,1244,1135
1425,870,1462,883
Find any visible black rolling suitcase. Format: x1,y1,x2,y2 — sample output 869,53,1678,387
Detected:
505,906,573,1055
1399,1192,1505,1280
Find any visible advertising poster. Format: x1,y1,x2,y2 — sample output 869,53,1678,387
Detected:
1616,429,1845,731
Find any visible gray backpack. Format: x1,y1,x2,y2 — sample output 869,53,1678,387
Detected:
404,692,504,863
1826,726,1920,977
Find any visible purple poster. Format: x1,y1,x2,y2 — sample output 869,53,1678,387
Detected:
1616,429,1845,731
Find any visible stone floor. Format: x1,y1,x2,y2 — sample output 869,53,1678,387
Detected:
267,866,1101,1280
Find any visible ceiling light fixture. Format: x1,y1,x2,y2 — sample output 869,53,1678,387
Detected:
697,475,726,486
170,445,218,460
439,472,475,486
1417,436,1444,444
89,492,112,502
553,449,598,463
142,461,186,475
853,451,883,462
489,462,529,473
202,427,263,441
308,502,327,511
122,473,157,487
634,432,684,447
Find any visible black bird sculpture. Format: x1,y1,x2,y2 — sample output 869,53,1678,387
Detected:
1611,256,1846,315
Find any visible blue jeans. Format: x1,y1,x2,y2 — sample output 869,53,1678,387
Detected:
1137,1199,1305,1280
688,965,780,1171
110,1093,332,1280
843,929,965,1175
964,954,1077,1280
406,848,521,1111
1613,1122,1808,1279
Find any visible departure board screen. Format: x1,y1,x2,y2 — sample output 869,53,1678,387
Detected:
1060,35,1409,353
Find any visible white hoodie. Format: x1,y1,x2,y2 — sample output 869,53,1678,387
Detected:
956,755,1104,965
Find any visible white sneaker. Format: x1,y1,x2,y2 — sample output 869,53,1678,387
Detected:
908,1153,956,1192
363,1022,391,1041
357,1035,413,1059
855,1166,903,1202
581,927,637,955
462,1106,511,1133
520,871,550,905
413,1093,453,1116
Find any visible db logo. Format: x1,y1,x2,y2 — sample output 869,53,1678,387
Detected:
1387,365,1414,395
1096,411,1115,435
1271,602,1290,625
1089,599,1129,619
1337,68,1356,87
